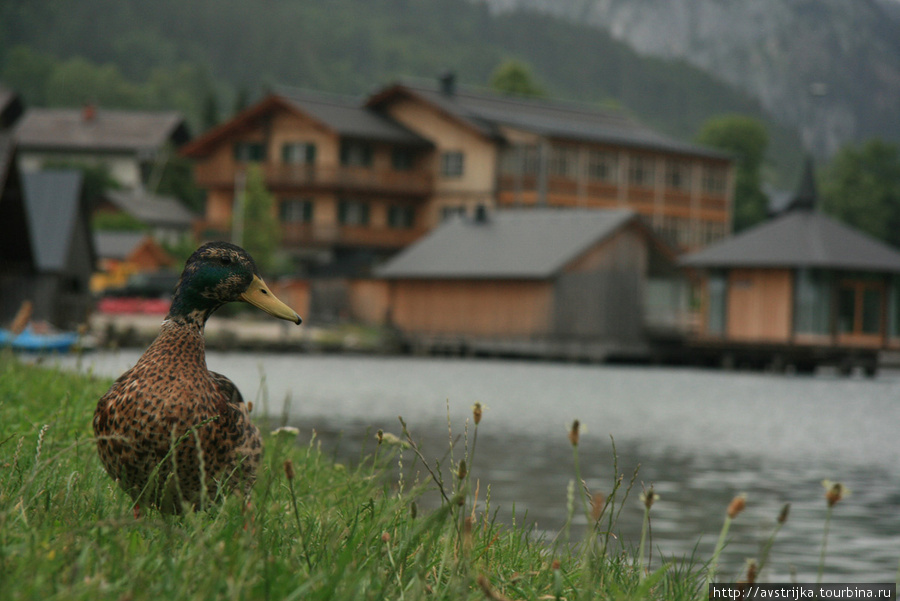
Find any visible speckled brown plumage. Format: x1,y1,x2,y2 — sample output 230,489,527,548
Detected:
93,242,301,514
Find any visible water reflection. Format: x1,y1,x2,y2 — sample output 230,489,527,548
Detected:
57,352,900,580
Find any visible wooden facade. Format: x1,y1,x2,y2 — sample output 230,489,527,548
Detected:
367,80,734,252
683,165,900,373
378,209,688,361
181,94,435,273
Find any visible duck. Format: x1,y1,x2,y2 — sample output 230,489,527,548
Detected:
93,242,302,514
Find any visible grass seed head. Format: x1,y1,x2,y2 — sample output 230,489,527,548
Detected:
590,492,606,522
283,459,295,481
778,502,791,524
568,420,580,447
472,402,483,425
742,559,758,585
822,480,849,507
457,459,467,480
727,493,747,519
640,485,659,510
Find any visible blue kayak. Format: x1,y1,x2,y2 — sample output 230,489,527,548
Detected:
0,326,81,353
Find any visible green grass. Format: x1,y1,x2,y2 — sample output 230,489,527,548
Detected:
1,352,706,600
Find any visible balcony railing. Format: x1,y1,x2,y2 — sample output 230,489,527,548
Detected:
196,221,426,250
194,163,433,197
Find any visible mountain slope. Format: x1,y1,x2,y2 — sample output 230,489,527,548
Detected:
482,0,900,157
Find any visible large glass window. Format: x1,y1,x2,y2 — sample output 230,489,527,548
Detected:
707,271,727,336
837,276,885,337
794,269,832,335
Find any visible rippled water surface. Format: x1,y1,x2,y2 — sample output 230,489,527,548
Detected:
59,351,900,581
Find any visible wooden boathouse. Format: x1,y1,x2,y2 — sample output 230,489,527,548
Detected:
680,163,900,374
376,207,690,361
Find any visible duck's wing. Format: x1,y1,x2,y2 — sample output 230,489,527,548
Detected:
208,370,262,491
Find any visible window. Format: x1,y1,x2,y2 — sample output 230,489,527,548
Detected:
340,141,373,167
391,148,415,171
587,150,618,182
280,198,314,223
702,165,728,195
234,141,266,162
440,151,464,178
707,271,727,336
282,142,316,165
441,206,466,221
628,155,655,187
549,146,578,178
838,278,885,336
794,269,832,335
665,160,691,191
338,199,369,226
388,205,415,229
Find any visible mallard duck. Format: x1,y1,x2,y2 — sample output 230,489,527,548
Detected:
93,242,301,514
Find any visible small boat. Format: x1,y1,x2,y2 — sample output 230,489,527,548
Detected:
0,325,84,353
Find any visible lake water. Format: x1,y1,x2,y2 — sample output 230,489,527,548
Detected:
55,351,900,581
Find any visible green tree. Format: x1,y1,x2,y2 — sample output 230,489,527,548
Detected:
44,56,142,107
239,164,279,273
695,114,769,232
489,59,545,98
1,45,54,105
820,139,900,247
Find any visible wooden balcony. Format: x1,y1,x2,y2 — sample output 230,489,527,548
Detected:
194,163,433,197
196,221,426,250
281,223,427,249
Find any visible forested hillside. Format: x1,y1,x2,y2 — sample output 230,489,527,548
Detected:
0,0,801,179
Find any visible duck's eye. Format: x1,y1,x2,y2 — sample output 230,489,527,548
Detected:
221,257,232,265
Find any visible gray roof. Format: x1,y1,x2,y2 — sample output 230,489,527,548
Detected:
93,230,152,260
104,189,197,229
15,107,189,153
277,87,431,146
22,170,84,271
377,208,637,279
372,81,728,159
681,209,900,273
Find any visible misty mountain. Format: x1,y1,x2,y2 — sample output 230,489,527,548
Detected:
480,0,900,157
1,0,804,179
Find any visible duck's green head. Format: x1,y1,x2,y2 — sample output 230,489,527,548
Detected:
168,242,302,326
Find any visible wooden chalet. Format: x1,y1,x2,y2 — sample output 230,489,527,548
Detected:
681,162,900,374
15,106,190,190
367,74,735,252
376,208,689,361
180,88,435,274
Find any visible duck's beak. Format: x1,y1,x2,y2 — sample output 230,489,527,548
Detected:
241,275,302,324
